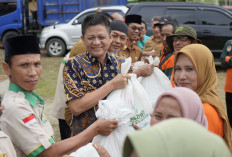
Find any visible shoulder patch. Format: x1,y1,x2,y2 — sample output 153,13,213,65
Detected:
23,114,37,127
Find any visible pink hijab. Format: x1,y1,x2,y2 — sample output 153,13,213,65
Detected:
154,87,208,128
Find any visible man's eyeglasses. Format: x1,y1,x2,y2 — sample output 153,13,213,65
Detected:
129,26,143,31
172,36,189,42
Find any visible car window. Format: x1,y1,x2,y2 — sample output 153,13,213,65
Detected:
0,1,17,16
131,6,165,25
199,9,231,26
72,11,95,25
166,8,196,25
227,8,232,12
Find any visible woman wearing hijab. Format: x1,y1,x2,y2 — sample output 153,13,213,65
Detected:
173,44,232,150
150,87,208,128
123,118,231,157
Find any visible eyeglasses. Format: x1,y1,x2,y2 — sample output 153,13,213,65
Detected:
172,36,189,42
129,26,143,31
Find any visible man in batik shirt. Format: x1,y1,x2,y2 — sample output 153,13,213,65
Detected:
63,14,131,136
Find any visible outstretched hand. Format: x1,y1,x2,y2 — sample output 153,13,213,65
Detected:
133,64,154,77
93,143,110,157
95,119,118,136
132,123,141,130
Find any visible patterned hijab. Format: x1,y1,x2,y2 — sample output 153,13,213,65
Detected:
154,87,208,128
174,44,232,151
123,118,231,157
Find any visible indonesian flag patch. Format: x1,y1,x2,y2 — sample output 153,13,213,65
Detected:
23,114,37,127
0,153,8,157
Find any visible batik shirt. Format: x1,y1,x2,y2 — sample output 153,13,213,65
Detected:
63,52,124,136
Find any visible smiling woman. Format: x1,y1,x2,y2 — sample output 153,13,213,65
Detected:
174,53,198,91
174,44,232,151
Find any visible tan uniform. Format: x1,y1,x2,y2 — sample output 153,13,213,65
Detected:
1,83,54,157
119,43,142,63
50,53,70,120
69,40,86,58
144,36,162,57
65,40,86,125
0,131,17,157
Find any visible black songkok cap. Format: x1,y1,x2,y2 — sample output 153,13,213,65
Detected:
111,20,128,35
4,35,40,61
125,14,142,25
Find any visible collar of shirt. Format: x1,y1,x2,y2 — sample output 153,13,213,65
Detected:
8,82,45,107
86,51,113,65
62,59,66,64
163,48,174,56
122,43,137,51
151,36,162,43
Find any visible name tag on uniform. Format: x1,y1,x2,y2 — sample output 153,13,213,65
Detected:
42,114,48,124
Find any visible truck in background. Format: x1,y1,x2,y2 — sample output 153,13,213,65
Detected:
0,0,127,45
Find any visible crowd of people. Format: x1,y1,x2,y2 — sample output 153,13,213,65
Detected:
0,9,232,157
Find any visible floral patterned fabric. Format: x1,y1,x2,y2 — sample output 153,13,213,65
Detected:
63,51,124,136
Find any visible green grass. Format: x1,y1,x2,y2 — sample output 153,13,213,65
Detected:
34,52,63,102
216,66,227,107
35,51,63,141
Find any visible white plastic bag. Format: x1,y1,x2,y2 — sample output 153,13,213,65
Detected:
133,55,160,70
69,143,99,157
136,56,173,109
93,100,133,157
93,57,152,157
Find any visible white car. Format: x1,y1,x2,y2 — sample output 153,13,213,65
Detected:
40,5,128,57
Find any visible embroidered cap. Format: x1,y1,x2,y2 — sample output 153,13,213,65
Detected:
125,14,142,25
111,20,128,35
4,35,40,61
